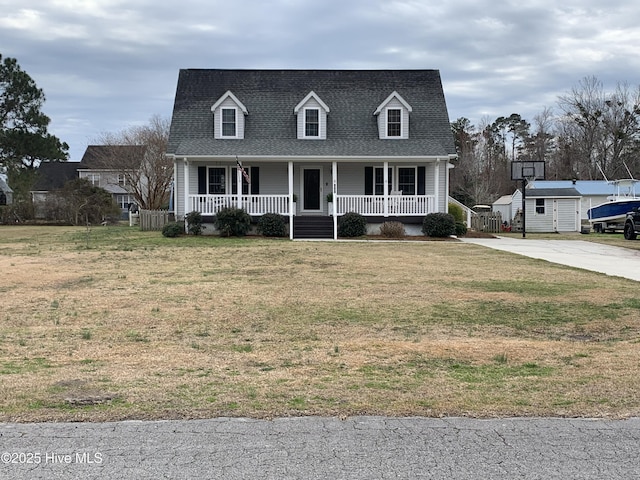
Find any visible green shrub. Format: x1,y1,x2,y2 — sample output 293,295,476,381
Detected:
422,212,456,237
185,210,205,235
379,221,405,238
214,207,251,237
448,203,465,223
162,222,184,238
455,221,468,237
257,213,287,237
338,212,367,237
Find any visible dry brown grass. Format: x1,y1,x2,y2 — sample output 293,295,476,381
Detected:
1,225,639,422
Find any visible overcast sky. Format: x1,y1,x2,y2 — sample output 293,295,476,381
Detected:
1,0,639,160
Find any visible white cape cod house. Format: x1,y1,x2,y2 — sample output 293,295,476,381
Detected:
166,69,457,238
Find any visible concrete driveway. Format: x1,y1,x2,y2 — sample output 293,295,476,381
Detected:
460,236,640,282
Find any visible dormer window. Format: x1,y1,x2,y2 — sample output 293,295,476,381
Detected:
305,108,319,137
387,109,401,137
374,91,412,139
221,108,237,137
295,91,329,140
211,91,248,139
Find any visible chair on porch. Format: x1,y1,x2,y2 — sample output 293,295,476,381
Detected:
390,190,402,213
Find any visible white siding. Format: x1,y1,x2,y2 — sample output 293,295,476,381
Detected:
525,197,580,232
555,199,580,232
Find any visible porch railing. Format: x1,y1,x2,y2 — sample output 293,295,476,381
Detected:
188,194,436,217
188,195,290,215
336,195,435,216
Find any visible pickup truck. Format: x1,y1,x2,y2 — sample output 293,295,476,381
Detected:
624,208,640,240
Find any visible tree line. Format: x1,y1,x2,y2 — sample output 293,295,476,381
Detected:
451,76,640,206
2,52,639,215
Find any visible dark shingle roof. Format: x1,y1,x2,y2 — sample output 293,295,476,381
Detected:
32,162,81,191
80,145,146,169
167,69,456,158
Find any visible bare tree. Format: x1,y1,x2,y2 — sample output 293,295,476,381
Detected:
94,115,172,210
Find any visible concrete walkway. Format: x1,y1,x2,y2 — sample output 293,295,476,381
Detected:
2,416,640,479
460,236,640,282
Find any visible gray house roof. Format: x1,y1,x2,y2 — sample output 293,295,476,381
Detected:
167,69,456,158
32,162,82,191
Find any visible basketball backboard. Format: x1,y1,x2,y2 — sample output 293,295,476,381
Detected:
511,161,545,181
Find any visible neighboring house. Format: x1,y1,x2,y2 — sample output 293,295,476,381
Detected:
0,173,13,205
78,145,145,218
492,189,522,224
166,69,457,238
528,180,615,221
523,188,581,233
31,161,82,218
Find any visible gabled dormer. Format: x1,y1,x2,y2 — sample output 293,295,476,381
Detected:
374,91,412,140
211,91,248,139
294,91,330,140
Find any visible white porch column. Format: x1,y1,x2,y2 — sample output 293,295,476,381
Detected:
183,158,189,218
236,166,242,209
383,161,389,217
332,161,338,240
288,161,294,240
434,159,440,213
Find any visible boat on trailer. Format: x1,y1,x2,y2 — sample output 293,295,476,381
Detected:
588,178,640,232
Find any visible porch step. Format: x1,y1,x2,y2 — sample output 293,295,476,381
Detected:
293,216,334,239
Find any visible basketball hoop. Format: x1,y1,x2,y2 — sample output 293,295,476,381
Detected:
511,161,546,238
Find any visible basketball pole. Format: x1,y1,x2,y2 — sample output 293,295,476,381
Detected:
521,178,526,238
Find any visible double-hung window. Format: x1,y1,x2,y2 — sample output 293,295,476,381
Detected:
397,167,416,195
374,167,393,195
387,109,402,137
208,167,226,194
221,108,237,137
535,199,545,214
305,108,319,137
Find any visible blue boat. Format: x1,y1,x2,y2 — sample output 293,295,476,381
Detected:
587,179,640,224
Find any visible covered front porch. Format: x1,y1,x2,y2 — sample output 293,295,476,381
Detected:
178,159,448,239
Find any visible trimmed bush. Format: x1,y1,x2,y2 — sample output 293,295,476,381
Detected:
162,222,184,238
257,213,287,237
214,207,251,237
422,212,456,237
455,221,468,237
185,210,205,235
338,212,367,237
379,221,405,238
448,203,465,223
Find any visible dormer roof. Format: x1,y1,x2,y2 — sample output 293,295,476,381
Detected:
211,91,248,114
294,91,330,113
373,91,413,115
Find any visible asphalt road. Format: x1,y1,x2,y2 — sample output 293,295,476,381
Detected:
2,237,639,479
2,416,640,479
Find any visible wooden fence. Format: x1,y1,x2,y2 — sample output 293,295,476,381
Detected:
471,212,503,233
138,209,171,231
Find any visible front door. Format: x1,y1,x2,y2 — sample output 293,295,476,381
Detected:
303,168,321,211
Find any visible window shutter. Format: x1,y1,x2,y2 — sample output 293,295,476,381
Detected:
417,166,426,195
364,167,373,195
251,167,259,194
198,166,207,194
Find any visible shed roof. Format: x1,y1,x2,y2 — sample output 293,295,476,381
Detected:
529,180,614,196
525,188,581,198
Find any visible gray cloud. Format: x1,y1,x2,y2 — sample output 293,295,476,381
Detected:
1,0,638,159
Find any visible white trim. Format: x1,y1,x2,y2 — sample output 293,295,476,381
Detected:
294,91,330,113
373,91,412,115
211,91,248,114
